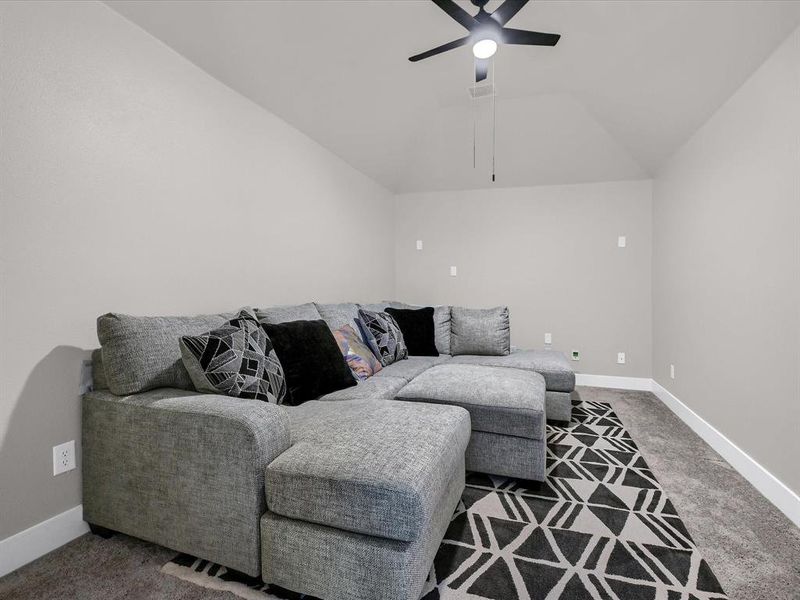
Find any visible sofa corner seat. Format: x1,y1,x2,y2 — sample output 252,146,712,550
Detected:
449,348,575,421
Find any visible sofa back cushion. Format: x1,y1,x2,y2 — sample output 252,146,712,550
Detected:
384,307,439,357
314,302,361,336
263,319,356,405
386,301,451,355
255,303,321,324
358,302,393,313
179,309,287,404
450,306,510,356
97,312,228,395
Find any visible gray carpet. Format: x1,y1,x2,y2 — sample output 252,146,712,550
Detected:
1,387,798,600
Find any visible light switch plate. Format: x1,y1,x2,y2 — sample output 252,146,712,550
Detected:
571,350,580,361
450,266,457,277
618,236,626,248
53,440,76,476
416,240,423,251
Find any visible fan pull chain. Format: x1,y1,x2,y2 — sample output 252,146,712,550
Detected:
491,55,496,183
472,68,477,170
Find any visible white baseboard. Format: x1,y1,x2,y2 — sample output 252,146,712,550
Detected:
0,505,87,578
651,380,800,529
574,373,800,528
575,373,653,391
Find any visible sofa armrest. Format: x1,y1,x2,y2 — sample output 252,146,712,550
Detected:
82,389,290,576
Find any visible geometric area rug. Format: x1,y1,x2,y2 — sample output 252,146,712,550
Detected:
163,398,728,600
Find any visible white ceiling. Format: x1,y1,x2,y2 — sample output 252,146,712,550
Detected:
107,0,800,193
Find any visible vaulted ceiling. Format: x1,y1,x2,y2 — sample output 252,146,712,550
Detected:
107,0,800,193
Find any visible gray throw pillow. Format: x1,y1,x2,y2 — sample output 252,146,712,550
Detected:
450,306,510,356
180,309,287,404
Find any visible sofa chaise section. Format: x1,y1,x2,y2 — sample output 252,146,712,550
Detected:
82,388,291,576
262,399,471,600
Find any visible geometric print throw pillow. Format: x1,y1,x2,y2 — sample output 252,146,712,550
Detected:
356,309,409,367
179,308,287,404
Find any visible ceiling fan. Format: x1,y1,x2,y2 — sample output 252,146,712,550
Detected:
409,0,560,82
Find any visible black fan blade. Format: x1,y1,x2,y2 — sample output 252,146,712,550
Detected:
501,27,560,46
431,0,479,31
490,0,529,26
475,58,488,82
409,36,471,62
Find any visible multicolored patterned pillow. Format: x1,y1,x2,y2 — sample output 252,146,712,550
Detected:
357,309,409,367
179,309,287,404
332,324,383,381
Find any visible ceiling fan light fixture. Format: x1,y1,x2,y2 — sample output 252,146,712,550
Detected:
472,38,497,59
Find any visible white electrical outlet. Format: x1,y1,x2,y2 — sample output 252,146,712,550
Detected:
544,333,552,345
617,352,626,364
450,266,457,277
670,364,675,379
571,350,580,361
416,240,423,251
618,235,627,248
53,440,76,476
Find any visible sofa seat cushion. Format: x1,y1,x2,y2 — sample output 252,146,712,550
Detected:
395,364,546,440
267,400,471,542
372,355,451,382
449,349,575,392
316,376,408,401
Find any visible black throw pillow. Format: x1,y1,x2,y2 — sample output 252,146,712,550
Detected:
385,307,439,357
262,319,356,405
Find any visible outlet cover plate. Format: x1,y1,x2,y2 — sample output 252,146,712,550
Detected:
571,350,580,361
53,440,76,476
617,352,626,364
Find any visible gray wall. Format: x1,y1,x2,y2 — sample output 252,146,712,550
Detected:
0,1,394,540
395,181,653,377
653,27,800,495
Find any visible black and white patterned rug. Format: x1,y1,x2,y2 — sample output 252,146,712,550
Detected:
163,398,727,600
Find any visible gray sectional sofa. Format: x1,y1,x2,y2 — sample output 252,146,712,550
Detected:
83,301,575,600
